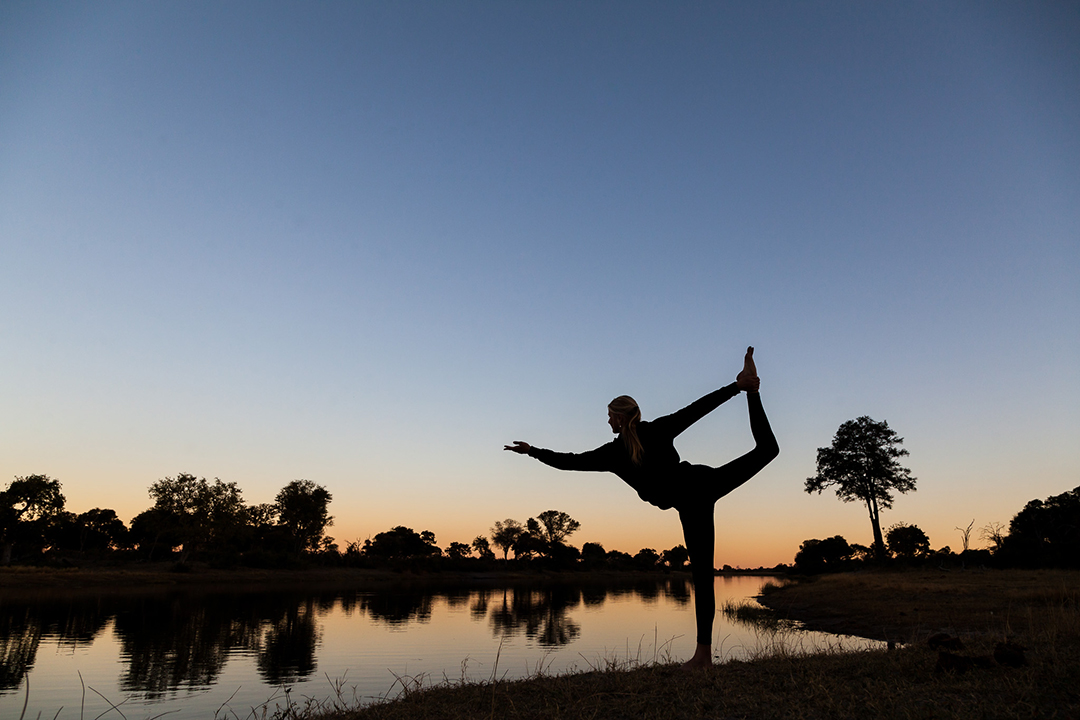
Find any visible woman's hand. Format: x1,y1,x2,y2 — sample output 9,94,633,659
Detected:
737,375,760,392
504,441,531,454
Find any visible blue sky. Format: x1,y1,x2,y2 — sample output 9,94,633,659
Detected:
2,1,1077,566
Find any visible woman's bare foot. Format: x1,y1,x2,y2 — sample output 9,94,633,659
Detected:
681,642,713,670
736,346,758,390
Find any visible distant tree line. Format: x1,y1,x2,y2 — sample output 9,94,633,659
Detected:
0,473,334,568
0,475,709,573
792,485,1080,574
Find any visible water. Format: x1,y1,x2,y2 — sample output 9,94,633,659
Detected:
0,576,877,719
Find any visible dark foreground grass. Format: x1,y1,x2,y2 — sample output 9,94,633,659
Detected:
292,569,1078,720
304,640,1078,720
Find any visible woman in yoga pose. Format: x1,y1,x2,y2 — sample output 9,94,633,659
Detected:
504,347,778,668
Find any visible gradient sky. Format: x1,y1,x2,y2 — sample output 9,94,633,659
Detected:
2,2,1077,567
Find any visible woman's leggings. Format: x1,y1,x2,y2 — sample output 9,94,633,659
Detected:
675,391,779,646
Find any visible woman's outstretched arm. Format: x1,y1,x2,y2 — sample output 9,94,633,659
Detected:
505,441,616,472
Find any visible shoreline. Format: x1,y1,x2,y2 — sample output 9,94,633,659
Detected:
0,564,722,599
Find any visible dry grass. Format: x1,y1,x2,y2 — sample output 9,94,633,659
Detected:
756,568,1080,643
307,642,1078,720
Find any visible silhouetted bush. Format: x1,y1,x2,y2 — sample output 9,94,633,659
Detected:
794,536,852,574
998,485,1080,568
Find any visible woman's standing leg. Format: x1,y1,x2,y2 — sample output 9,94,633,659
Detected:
676,392,779,669
678,502,716,669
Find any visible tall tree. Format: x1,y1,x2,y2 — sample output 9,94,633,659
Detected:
490,519,524,561
274,480,333,554
534,510,581,546
0,475,66,564
805,416,916,560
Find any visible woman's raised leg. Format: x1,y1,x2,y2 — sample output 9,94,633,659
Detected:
704,390,779,504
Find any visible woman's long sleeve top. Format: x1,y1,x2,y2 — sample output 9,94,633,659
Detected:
527,383,741,509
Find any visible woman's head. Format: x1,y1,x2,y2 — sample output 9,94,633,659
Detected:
607,395,640,432
608,395,643,464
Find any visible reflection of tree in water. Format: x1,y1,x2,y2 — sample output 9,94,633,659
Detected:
470,590,490,620
0,609,40,692
661,577,692,606
114,591,328,697
256,599,319,684
0,597,112,693
0,578,695,698
358,591,433,625
114,595,248,697
488,586,582,647
581,585,608,607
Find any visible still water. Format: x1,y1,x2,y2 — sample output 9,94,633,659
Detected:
0,576,874,719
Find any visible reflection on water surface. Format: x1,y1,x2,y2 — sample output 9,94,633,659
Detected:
0,576,851,720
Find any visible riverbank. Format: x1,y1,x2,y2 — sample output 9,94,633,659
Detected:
757,567,1080,641
321,569,1079,720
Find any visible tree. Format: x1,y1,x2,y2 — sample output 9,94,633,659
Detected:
146,474,249,561
955,519,975,553
0,475,66,564
128,507,183,560
363,526,441,561
886,523,930,559
534,510,581,546
999,485,1080,567
471,535,495,560
805,416,916,560
490,519,524,561
76,508,128,552
513,520,548,560
446,541,472,560
581,542,607,566
633,548,660,570
981,521,1007,553
661,544,689,570
275,480,333,554
794,536,852,574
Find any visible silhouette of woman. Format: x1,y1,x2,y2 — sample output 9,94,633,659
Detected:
505,347,779,669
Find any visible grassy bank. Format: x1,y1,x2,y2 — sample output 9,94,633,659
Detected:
756,568,1080,643
290,569,1080,720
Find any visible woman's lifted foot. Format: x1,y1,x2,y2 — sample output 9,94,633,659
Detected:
736,346,759,391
